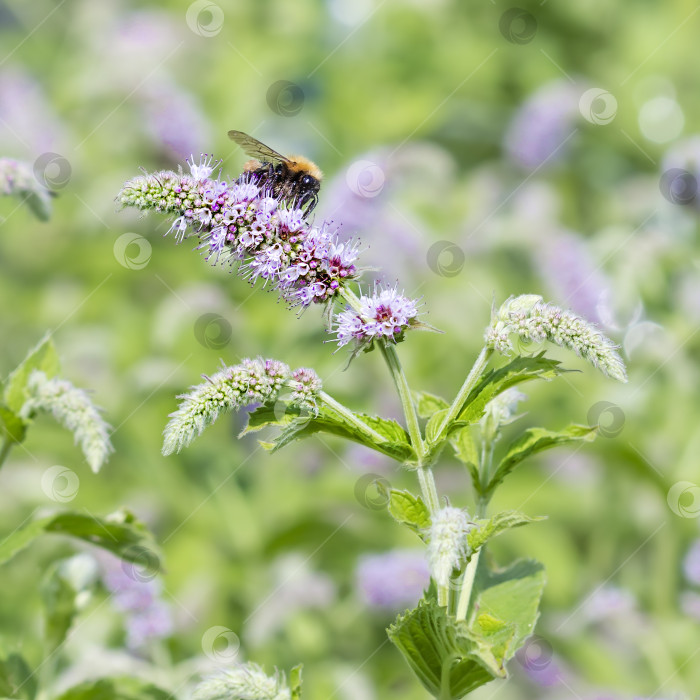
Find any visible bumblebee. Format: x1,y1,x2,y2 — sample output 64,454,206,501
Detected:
228,130,322,212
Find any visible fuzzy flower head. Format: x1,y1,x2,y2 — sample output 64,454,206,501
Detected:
117,157,360,307
162,358,322,455
486,294,628,382
20,370,113,473
334,285,421,349
193,663,291,700
426,506,472,589
0,157,53,221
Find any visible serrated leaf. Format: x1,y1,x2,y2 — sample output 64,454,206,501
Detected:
486,424,596,497
0,406,27,445
239,404,300,436
260,403,415,463
384,489,430,540
469,559,546,664
449,427,480,494
0,654,36,700
53,678,171,700
415,391,449,419
467,511,545,553
4,334,60,413
457,354,566,428
388,599,498,699
0,509,162,571
289,664,303,700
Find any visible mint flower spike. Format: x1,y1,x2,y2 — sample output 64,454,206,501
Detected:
193,662,291,700
426,506,472,590
117,155,360,308
19,370,113,473
0,157,53,221
162,358,322,455
333,284,423,350
486,294,628,382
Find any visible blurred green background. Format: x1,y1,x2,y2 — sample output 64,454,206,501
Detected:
1,0,700,698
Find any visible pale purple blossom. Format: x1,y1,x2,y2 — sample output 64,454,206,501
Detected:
504,80,580,171
356,550,430,609
581,585,636,623
98,552,173,651
682,539,700,586
680,590,700,621
118,157,360,307
536,231,610,324
334,286,420,347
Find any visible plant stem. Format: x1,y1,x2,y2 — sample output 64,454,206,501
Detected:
436,347,493,439
319,391,388,445
455,548,481,621
379,342,439,513
0,438,13,472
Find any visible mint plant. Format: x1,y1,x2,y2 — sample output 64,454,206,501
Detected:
118,154,627,699
0,336,168,700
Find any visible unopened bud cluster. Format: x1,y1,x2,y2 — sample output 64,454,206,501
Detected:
193,663,291,700
426,506,472,588
486,295,627,382
162,358,322,455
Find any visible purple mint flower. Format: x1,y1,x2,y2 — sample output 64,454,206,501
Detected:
140,80,210,160
98,552,173,651
356,549,430,610
581,585,636,623
504,80,580,171
682,539,700,586
536,231,610,324
334,285,420,348
125,601,174,650
0,68,65,155
117,156,361,308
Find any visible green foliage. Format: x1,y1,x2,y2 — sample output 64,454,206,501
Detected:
415,391,450,419
467,512,546,554
388,559,545,699
53,678,171,700
245,401,416,463
382,488,431,540
0,334,59,445
0,654,36,700
290,664,303,700
0,509,161,571
485,425,597,497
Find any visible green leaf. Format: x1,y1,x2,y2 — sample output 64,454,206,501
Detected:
0,509,162,571
53,678,171,700
414,391,449,419
3,334,60,413
449,427,480,494
0,654,36,700
468,559,546,666
247,402,415,464
384,489,431,540
457,354,566,428
388,599,497,699
425,408,449,443
40,557,96,653
467,511,546,553
486,424,597,496
289,664,303,700
0,406,27,445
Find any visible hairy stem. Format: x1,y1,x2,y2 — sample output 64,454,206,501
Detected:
380,343,439,513
319,391,389,445
436,347,493,439
455,548,481,621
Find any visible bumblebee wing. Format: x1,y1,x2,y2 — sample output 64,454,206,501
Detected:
228,130,290,165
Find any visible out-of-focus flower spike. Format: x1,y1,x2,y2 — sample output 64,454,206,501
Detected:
193,662,291,700
19,370,113,473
